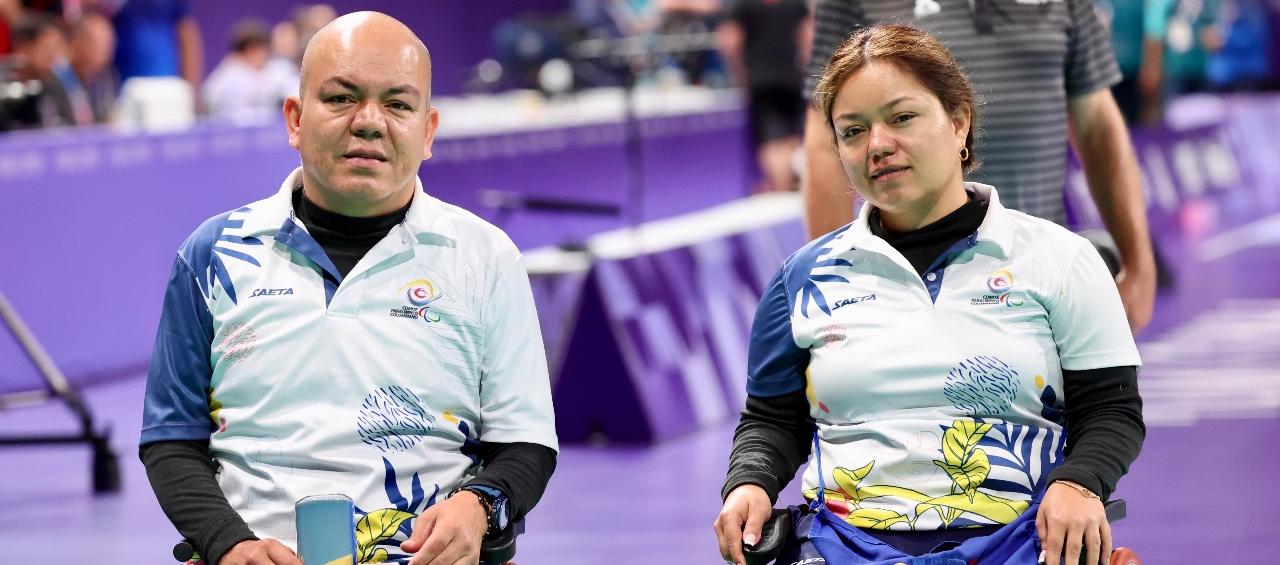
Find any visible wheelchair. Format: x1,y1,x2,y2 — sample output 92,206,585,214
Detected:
743,499,1141,565
172,521,521,564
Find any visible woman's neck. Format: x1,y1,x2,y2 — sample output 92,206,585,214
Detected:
877,181,970,234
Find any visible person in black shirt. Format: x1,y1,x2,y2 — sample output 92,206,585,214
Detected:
718,0,812,192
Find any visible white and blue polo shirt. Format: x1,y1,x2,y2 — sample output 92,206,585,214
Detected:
748,183,1139,531
141,167,558,560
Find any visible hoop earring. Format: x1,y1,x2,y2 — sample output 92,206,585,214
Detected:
959,147,970,162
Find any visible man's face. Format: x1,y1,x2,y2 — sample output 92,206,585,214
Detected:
21,28,65,77
73,17,115,76
284,28,438,216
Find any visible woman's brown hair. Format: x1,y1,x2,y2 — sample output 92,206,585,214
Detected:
812,25,981,172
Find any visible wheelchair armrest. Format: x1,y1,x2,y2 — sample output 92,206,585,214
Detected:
479,519,523,565
1104,499,1127,523
172,539,196,563
743,508,793,565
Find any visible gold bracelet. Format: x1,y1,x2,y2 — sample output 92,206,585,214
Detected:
1053,480,1101,500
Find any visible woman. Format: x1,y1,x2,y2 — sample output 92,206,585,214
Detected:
714,25,1144,565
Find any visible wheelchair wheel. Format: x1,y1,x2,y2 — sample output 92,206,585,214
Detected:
1109,547,1141,565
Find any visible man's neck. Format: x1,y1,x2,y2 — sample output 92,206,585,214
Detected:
299,182,414,218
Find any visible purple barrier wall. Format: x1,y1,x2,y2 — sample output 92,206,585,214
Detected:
0,104,749,393
1064,96,1280,233
549,216,806,444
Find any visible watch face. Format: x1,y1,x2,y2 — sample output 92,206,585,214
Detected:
463,486,509,532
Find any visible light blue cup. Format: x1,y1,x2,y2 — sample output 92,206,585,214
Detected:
296,494,357,565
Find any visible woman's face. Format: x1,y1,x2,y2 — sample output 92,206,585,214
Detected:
829,60,970,229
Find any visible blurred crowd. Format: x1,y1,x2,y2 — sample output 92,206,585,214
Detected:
0,1,335,132
1,0,1278,134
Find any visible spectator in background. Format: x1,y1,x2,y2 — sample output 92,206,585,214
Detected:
111,0,201,93
0,0,19,54
1148,0,1223,94
202,18,298,123
109,0,201,129
291,3,336,65
9,14,77,128
1103,0,1166,124
270,16,299,64
1206,0,1273,90
718,0,812,192
67,10,115,122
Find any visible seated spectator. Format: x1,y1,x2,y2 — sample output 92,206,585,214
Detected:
8,14,77,129
66,10,116,123
202,18,298,123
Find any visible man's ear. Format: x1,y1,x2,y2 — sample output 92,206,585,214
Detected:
284,95,303,151
422,106,440,160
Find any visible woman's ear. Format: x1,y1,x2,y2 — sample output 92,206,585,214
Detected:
951,103,971,147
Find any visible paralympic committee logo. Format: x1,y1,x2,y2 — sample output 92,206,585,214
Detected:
987,269,1014,294
390,278,444,322
973,268,1023,307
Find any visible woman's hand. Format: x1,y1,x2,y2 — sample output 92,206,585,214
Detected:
714,484,773,565
1036,481,1111,565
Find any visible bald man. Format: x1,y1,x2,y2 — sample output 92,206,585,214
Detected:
140,12,558,565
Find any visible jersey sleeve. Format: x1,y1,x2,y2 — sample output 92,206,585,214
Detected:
477,245,559,452
746,268,810,397
804,0,868,99
1064,0,1124,97
140,254,217,445
1047,241,1142,371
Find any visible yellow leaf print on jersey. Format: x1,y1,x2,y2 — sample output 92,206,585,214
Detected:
915,492,1029,525
805,419,1031,529
920,419,1027,527
803,460,919,529
355,508,415,563
208,389,223,425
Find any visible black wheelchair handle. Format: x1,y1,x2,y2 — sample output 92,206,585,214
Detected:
1103,498,1126,523
742,508,792,565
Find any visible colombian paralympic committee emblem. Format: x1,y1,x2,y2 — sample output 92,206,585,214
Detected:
972,268,1024,307
987,269,1014,293
391,278,444,322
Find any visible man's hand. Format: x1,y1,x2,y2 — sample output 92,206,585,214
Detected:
714,484,773,565
1036,481,1111,565
1067,88,1158,336
1116,258,1156,335
401,490,489,565
221,539,301,565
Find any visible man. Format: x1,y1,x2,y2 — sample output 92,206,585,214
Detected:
8,14,77,129
717,0,813,192
801,0,1158,333
67,10,116,123
203,18,299,123
111,0,202,89
141,12,558,565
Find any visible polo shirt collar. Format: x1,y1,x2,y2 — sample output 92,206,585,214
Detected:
831,182,1015,260
236,166,459,246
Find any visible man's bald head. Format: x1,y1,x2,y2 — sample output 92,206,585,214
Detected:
283,10,441,218
299,11,432,101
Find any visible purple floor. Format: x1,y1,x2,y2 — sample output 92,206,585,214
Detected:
3,209,1279,564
